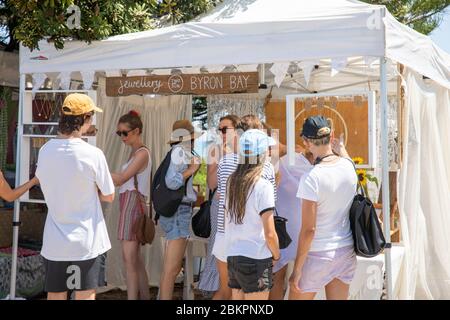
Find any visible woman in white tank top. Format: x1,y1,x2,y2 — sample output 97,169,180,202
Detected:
111,110,151,300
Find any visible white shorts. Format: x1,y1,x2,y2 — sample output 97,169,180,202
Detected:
212,233,227,263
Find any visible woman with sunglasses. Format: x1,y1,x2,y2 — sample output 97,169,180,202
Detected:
198,114,241,299
111,110,151,300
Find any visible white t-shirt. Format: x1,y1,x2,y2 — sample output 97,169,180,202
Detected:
225,178,275,260
36,138,115,261
296,157,356,252
274,153,312,272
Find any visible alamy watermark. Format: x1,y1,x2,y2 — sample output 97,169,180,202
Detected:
66,5,81,30
66,264,82,290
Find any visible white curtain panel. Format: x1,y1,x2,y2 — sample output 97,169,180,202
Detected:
398,69,450,299
96,79,192,288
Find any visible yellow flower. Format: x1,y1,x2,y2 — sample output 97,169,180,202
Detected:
356,169,367,186
352,157,364,165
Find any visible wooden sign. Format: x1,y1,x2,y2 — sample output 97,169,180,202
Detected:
105,72,259,96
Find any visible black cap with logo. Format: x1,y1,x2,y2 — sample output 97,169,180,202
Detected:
300,115,331,139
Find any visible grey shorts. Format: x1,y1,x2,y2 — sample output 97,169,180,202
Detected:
159,204,192,240
227,255,273,294
43,253,107,293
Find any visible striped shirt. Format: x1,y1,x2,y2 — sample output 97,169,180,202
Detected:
216,153,277,234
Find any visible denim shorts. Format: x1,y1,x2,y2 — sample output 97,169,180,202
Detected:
227,255,273,294
159,204,192,240
299,245,356,293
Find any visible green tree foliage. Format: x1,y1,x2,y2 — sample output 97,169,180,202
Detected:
0,0,220,51
364,0,449,35
1,0,448,51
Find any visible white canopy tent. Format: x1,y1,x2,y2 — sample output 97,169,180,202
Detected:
12,0,450,299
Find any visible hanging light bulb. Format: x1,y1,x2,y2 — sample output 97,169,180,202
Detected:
330,96,338,109
317,97,325,109
305,98,312,111
354,95,363,108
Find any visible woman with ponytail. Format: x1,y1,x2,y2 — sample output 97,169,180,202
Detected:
225,129,280,300
111,110,151,300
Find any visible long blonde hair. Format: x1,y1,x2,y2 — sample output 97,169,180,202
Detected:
226,154,266,224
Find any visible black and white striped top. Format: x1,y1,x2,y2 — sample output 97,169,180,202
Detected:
216,153,277,234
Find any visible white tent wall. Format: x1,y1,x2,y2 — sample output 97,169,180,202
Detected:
95,80,192,288
398,69,450,299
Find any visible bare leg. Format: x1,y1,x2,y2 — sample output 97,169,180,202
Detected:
212,259,232,300
269,265,287,300
245,291,270,300
325,278,350,300
288,288,317,300
159,238,188,300
137,250,150,300
122,240,141,300
47,292,68,300
74,289,96,300
231,289,245,300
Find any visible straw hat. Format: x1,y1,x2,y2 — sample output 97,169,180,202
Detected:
167,120,203,144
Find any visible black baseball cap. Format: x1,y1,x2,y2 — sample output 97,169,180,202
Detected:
300,115,331,139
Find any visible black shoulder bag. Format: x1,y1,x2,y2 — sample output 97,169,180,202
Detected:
192,188,217,238
346,159,387,257
274,208,292,249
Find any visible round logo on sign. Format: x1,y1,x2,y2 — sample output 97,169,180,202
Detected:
168,75,184,93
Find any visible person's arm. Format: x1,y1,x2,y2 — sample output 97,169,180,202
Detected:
207,163,218,191
98,192,114,203
278,142,287,158
331,138,350,158
289,199,317,292
111,149,149,187
0,171,39,202
206,144,219,190
261,209,280,261
96,151,115,204
165,148,200,190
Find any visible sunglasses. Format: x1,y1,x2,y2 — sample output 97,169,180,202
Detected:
218,127,234,134
116,129,134,137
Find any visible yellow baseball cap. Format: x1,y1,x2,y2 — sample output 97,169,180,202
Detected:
61,93,103,116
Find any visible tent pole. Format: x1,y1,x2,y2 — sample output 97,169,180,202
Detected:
380,57,393,300
10,73,25,300
286,96,295,166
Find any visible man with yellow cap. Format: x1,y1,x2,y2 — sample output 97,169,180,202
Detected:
35,93,115,300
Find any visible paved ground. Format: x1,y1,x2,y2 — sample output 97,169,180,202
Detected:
96,284,208,300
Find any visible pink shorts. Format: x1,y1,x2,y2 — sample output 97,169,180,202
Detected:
299,245,356,293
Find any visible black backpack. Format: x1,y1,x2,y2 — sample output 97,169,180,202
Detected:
347,160,386,257
192,189,216,238
151,149,188,220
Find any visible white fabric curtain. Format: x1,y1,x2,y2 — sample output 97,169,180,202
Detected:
397,69,450,299
96,78,192,288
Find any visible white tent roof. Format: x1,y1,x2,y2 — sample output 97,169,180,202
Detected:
20,0,450,89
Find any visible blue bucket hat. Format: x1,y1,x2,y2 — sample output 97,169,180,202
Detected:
239,129,277,157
